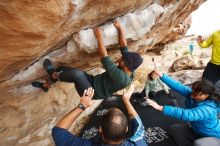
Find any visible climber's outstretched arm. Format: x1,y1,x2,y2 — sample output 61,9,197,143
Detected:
113,20,127,48
94,27,108,59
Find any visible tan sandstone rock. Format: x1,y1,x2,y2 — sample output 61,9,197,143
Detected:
168,54,207,72
0,0,205,91
0,0,207,146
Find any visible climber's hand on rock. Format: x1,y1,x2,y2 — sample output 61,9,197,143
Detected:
94,27,108,58
113,20,121,30
80,87,95,108
94,27,103,40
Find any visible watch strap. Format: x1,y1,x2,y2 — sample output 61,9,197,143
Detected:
77,103,86,111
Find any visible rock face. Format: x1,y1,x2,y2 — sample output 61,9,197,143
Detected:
0,81,102,146
73,3,164,53
0,0,205,91
0,0,207,146
170,70,203,85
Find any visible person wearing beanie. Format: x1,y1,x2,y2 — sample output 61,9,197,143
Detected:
31,20,143,100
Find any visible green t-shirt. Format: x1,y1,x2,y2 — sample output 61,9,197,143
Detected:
93,47,133,99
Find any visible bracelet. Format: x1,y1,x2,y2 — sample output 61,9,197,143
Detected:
77,103,86,111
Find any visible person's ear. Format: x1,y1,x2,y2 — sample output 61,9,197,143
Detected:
203,94,209,99
126,126,128,132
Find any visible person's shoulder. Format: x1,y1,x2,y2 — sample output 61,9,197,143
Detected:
198,100,218,114
52,127,94,146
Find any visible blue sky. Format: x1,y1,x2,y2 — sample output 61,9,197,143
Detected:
186,0,220,35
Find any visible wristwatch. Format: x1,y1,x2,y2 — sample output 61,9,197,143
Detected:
77,103,86,111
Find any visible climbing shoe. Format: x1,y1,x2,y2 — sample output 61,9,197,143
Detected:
43,59,58,83
31,81,49,92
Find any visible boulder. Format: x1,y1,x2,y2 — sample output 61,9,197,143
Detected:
0,0,207,145
170,70,203,85
0,0,205,91
168,54,206,72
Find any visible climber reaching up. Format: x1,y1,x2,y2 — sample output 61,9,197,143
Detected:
31,20,143,99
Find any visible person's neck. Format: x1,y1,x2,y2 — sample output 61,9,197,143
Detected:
102,135,125,145
102,137,124,145
125,70,132,76
123,68,132,76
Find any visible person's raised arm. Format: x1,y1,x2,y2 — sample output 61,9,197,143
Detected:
52,88,94,146
147,99,212,121
113,20,127,48
122,85,145,143
122,84,138,118
56,88,94,130
94,27,108,59
154,70,192,97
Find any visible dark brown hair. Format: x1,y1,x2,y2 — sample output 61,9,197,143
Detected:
191,79,215,99
100,107,128,142
148,71,156,80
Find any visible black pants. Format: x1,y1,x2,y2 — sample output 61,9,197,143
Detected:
132,89,157,99
169,123,200,146
202,62,220,84
56,66,94,96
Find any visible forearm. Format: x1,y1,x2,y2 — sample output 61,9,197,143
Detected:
117,28,127,47
198,35,212,48
199,41,210,48
163,105,209,121
123,99,138,118
56,107,83,130
160,74,191,97
157,105,163,111
97,40,108,58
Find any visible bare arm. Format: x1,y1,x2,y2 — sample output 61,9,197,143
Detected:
146,99,163,111
122,85,138,118
56,88,94,130
94,27,108,59
113,20,127,47
56,107,83,130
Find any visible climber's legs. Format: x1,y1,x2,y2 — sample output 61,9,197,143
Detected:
55,66,94,96
32,61,94,96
